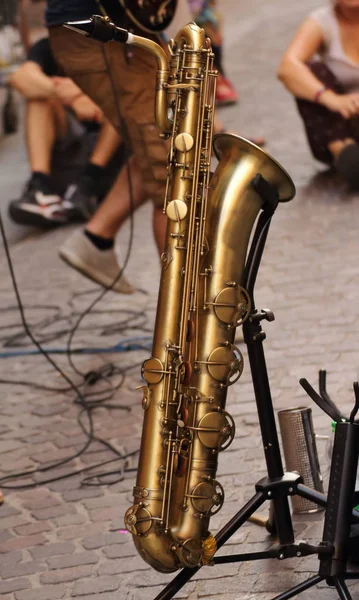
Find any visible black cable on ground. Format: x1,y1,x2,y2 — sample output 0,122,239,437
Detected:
0,213,143,489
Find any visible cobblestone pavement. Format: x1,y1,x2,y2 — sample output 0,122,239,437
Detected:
1,0,359,599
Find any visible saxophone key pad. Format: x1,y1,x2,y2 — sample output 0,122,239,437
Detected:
176,538,203,568
190,479,224,516
207,345,244,386
197,411,235,451
174,132,194,152
142,357,165,384
166,199,188,221
124,504,152,537
213,286,251,327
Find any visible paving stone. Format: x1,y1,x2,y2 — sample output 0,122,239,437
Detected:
98,555,150,575
0,530,14,542
198,575,259,597
62,488,104,502
54,513,87,527
88,506,128,523
23,495,62,510
253,573,312,593
47,551,99,570
0,515,28,530
31,504,78,521
14,522,53,536
30,541,75,560
40,564,94,584
15,584,68,600
0,578,31,594
1,559,46,579
71,575,120,596
0,534,47,553
64,596,118,600
102,543,138,559
82,532,127,550
0,505,21,517
0,440,23,453
57,522,108,541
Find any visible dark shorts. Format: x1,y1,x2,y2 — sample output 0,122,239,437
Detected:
49,26,169,207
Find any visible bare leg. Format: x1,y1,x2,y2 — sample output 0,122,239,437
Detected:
89,119,122,168
86,156,147,239
328,137,356,159
85,156,167,256
26,98,67,174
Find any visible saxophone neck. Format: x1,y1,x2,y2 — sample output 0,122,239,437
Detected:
64,14,172,134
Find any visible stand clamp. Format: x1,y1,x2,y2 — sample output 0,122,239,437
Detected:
255,472,302,499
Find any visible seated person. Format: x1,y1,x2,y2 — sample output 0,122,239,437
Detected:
9,37,127,227
277,0,359,189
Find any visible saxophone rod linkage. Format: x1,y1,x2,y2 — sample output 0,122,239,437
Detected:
64,15,172,134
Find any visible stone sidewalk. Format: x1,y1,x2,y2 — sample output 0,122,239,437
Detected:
1,0,359,599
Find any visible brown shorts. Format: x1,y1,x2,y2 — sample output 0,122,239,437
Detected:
49,26,169,207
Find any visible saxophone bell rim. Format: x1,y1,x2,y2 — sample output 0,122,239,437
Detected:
212,133,296,203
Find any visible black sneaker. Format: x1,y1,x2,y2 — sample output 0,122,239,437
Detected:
63,176,100,221
9,180,69,228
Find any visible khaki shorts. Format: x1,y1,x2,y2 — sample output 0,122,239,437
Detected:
49,26,169,207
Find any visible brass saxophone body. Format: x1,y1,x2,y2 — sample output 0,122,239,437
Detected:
122,22,295,573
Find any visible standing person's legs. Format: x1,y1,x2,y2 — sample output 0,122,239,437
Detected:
59,154,147,293
49,27,168,291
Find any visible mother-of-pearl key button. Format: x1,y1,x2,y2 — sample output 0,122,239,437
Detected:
175,132,194,152
166,199,188,221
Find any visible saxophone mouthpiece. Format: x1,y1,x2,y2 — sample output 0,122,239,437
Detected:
64,15,131,44
64,19,94,36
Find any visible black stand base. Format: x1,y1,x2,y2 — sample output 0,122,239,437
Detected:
153,199,359,600
154,477,335,600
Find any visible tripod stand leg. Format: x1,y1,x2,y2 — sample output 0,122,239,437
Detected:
333,578,353,600
153,491,266,600
271,575,323,600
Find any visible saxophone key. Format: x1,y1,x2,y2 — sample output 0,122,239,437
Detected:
196,410,235,451
188,478,224,516
174,132,194,152
124,504,152,537
166,199,188,221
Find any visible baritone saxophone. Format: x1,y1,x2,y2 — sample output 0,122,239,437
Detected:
65,15,295,574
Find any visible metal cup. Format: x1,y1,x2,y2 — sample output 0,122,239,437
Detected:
278,407,324,513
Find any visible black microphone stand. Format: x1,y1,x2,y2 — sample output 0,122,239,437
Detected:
154,176,359,600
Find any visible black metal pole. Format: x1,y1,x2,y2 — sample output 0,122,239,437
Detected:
333,577,353,600
242,212,293,545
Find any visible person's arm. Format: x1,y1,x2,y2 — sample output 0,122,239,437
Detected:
277,19,329,100
53,77,103,122
277,18,359,119
9,61,56,99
